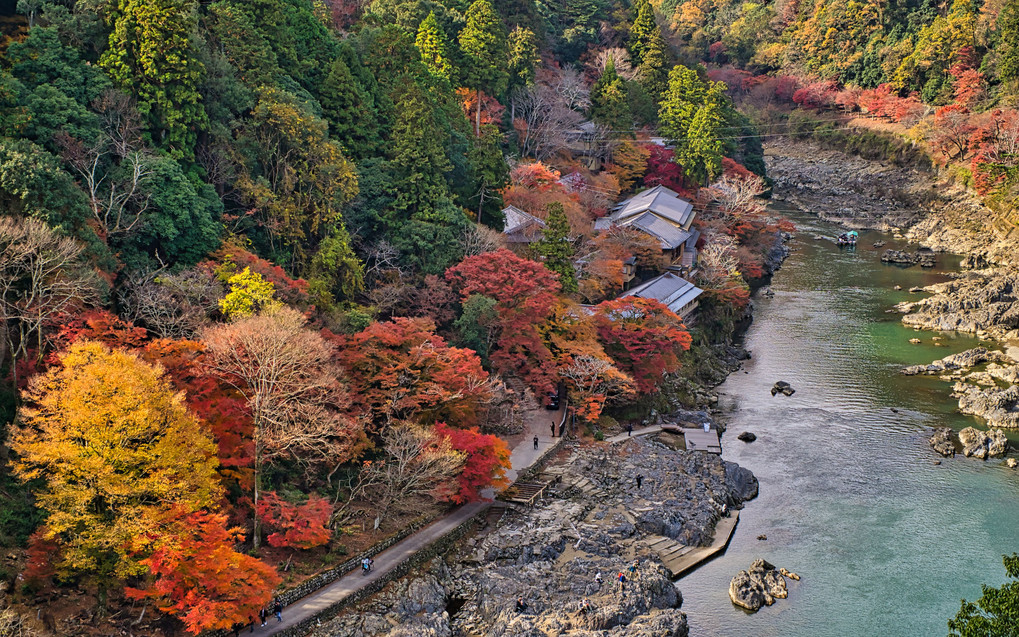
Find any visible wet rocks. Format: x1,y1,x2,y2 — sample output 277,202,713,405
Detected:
901,347,1006,375
1006,458,1018,468
929,427,956,457
898,270,1019,341
955,384,1019,429
771,381,795,397
881,249,937,267
728,559,799,612
737,432,757,443
958,427,1010,459
873,241,886,248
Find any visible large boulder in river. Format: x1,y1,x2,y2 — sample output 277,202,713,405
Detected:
881,249,916,265
956,384,1019,429
725,461,760,502
737,432,757,443
929,427,956,457
958,427,1010,459
771,381,795,396
902,348,1005,376
728,559,796,612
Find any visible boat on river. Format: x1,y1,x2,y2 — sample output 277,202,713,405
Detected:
836,230,858,247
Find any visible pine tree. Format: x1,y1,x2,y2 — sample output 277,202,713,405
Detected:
999,0,1019,87
459,0,509,134
507,26,540,91
533,202,578,293
638,27,670,103
591,57,631,132
659,64,708,137
388,78,453,220
416,12,457,84
675,87,725,185
319,56,383,161
100,0,206,159
628,0,657,67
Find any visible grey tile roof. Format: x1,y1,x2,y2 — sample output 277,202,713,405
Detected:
503,206,545,242
628,212,692,249
612,185,695,229
622,272,703,316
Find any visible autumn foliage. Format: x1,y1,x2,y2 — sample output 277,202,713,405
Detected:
332,317,492,430
446,249,561,394
593,297,692,392
256,492,332,550
433,423,511,503
127,510,281,634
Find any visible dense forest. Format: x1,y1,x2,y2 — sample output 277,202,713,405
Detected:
1,0,1016,632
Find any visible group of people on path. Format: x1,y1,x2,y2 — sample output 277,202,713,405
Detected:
257,602,283,626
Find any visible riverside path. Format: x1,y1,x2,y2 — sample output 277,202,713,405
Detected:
256,402,566,636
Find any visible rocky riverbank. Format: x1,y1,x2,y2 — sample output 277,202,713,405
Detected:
313,436,758,636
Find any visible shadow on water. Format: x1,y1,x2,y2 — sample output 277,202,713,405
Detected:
678,207,1019,637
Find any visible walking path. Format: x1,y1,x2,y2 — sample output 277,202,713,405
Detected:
258,403,566,636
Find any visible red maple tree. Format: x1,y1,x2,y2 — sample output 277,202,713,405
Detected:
433,423,511,503
127,510,281,634
331,317,492,430
445,249,561,394
593,297,692,393
255,492,332,550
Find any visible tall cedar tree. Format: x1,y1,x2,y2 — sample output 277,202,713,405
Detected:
999,0,1019,87
459,0,509,135
11,342,222,602
319,56,384,161
507,26,541,92
533,202,578,293
659,65,727,184
591,56,631,131
387,77,453,220
638,27,670,103
416,12,457,85
628,0,657,66
100,0,206,159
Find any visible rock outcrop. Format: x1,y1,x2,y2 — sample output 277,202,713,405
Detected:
958,427,1010,459
728,559,799,612
901,348,1007,375
771,381,795,397
318,436,758,637
737,432,757,443
897,270,1019,341
929,427,956,457
955,384,1019,429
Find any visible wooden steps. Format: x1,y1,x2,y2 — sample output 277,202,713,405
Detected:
644,511,741,579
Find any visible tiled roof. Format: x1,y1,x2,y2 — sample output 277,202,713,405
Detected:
627,212,692,250
622,272,703,316
503,206,545,242
612,185,695,229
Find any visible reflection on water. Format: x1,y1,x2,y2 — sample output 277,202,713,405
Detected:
679,209,1019,637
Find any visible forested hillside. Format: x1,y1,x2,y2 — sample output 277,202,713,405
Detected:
0,0,790,631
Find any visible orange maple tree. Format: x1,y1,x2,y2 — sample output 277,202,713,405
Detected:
433,422,511,502
127,510,281,634
593,297,692,392
255,492,332,549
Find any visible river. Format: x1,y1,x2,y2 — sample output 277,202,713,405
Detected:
679,207,1019,637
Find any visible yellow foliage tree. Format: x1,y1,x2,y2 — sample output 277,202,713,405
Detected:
219,267,282,319
11,342,221,601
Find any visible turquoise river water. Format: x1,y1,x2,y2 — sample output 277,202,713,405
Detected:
679,207,1019,636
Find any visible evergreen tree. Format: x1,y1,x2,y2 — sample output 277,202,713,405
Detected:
659,64,708,136
533,202,577,293
416,12,457,85
507,26,540,91
675,88,725,185
638,27,670,103
387,77,453,221
591,57,631,132
319,56,383,161
468,124,510,227
100,0,206,159
628,0,657,66
999,0,1019,87
459,0,509,134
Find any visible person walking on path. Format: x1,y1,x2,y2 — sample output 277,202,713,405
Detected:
273,601,283,623
617,571,626,593
533,435,539,450
258,607,267,627
627,423,633,436
595,572,603,587
550,421,556,437
629,560,639,580
635,474,643,489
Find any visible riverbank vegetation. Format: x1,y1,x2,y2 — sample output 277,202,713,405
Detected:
0,0,783,631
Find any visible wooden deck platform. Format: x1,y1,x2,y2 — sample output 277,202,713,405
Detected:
644,511,739,579
682,427,722,454
502,476,560,506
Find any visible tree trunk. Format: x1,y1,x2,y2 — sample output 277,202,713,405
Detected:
252,442,262,550
475,91,482,137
